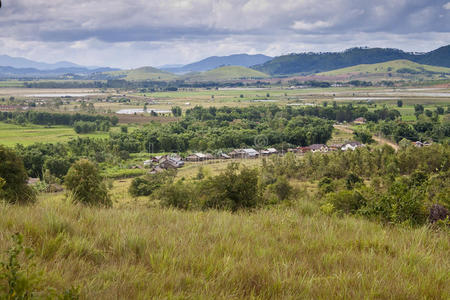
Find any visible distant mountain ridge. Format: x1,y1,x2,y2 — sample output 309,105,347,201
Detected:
162,54,272,74
0,54,94,70
0,65,118,78
253,45,450,75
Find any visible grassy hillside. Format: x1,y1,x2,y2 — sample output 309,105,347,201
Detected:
183,66,269,82
106,66,178,81
319,60,450,77
0,192,448,299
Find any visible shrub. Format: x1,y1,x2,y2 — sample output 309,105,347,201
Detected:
199,163,262,211
64,159,111,207
326,190,365,214
0,145,36,204
158,181,195,210
268,176,293,201
318,177,336,194
346,173,363,190
129,170,176,197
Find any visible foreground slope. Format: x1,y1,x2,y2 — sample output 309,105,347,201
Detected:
0,194,448,299
183,66,270,82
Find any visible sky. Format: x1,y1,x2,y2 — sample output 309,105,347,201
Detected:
0,0,449,69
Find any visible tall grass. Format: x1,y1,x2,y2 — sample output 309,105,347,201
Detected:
0,194,449,299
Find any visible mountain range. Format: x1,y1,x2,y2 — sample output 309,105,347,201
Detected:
161,54,272,74
253,45,450,75
0,45,449,79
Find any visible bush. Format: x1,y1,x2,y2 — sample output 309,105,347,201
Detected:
326,190,365,214
158,181,195,210
0,145,36,204
64,159,111,207
199,164,262,211
268,176,293,201
129,170,175,197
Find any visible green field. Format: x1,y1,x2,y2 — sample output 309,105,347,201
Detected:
0,122,111,146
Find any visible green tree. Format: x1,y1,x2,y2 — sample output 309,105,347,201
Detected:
64,159,111,206
0,145,36,204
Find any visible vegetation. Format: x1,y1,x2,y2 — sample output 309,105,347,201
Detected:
0,194,448,299
64,159,111,207
0,145,36,204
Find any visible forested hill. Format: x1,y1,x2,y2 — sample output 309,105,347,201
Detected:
253,45,450,75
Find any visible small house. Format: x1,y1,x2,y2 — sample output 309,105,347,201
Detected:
341,141,363,151
354,117,367,124
308,144,329,153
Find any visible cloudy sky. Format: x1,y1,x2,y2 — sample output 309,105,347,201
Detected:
0,0,449,68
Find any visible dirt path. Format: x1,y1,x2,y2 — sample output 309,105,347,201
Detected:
333,124,399,151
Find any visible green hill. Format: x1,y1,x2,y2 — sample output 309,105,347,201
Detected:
318,60,450,78
183,66,269,82
106,66,178,81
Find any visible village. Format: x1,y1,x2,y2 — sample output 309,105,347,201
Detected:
142,141,366,172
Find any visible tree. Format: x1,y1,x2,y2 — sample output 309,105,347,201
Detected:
64,159,111,206
171,106,182,117
414,104,424,118
44,157,71,179
353,130,374,144
397,100,403,107
435,106,444,115
0,145,36,204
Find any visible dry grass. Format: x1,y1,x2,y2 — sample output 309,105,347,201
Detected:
0,190,448,299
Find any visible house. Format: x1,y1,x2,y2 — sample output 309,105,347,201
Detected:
413,141,432,147
354,117,367,124
243,148,260,158
229,149,246,158
229,148,260,158
219,153,231,159
185,153,214,162
260,148,278,156
159,156,184,169
329,144,344,151
151,155,165,163
341,141,363,151
308,144,329,153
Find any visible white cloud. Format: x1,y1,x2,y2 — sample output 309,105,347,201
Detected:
444,2,450,10
291,20,332,31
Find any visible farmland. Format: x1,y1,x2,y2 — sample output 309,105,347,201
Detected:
0,122,111,147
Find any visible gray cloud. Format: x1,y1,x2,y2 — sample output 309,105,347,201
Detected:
0,0,448,67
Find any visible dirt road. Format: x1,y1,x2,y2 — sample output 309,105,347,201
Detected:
333,124,399,151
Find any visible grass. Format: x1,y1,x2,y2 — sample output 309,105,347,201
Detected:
319,59,450,80
0,122,111,146
0,189,448,299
